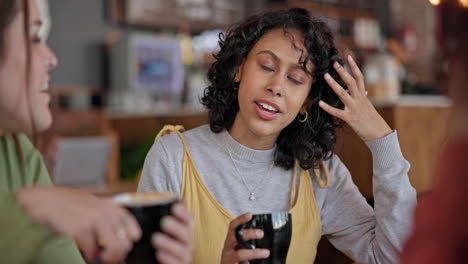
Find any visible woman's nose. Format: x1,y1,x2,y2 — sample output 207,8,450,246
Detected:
266,77,283,96
267,86,282,96
45,45,58,70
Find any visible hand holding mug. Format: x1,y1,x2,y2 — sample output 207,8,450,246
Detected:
114,192,193,264
16,186,141,263
235,213,292,264
221,213,270,264
151,202,193,264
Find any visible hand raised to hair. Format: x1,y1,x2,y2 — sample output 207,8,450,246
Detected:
318,55,392,141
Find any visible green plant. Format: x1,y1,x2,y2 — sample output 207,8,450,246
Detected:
119,132,158,182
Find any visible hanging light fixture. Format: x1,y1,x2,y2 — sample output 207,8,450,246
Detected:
459,0,468,8
430,0,468,7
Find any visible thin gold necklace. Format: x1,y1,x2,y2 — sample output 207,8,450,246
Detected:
223,132,274,201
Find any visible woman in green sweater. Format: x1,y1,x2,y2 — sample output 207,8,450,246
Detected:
0,0,193,263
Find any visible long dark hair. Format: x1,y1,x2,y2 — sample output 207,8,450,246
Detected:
0,0,33,167
201,8,345,170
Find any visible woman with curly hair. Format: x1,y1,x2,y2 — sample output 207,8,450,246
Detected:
139,8,416,264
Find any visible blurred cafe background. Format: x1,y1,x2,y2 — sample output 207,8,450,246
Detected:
39,0,460,262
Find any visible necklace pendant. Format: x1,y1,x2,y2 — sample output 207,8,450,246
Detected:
249,192,255,201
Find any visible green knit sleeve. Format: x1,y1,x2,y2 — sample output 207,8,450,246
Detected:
0,134,85,264
33,233,86,264
0,192,53,264
0,193,84,264
17,134,52,186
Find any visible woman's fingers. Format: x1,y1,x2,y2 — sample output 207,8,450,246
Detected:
324,73,352,106
168,202,193,245
160,215,191,247
240,228,264,241
322,57,368,121
234,248,270,262
322,57,393,140
106,199,141,242
224,213,253,249
121,211,142,242
221,213,270,264
96,219,132,263
333,61,359,96
346,55,366,93
152,232,191,264
172,202,193,227
319,100,346,121
156,251,184,264
76,232,99,262
151,202,193,264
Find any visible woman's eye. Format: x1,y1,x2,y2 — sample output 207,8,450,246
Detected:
260,65,274,72
288,76,303,85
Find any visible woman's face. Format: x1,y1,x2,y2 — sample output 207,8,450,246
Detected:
231,28,314,146
0,0,57,134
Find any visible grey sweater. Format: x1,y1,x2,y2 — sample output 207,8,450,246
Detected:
138,124,417,264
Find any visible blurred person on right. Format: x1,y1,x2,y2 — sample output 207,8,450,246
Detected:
401,1,468,263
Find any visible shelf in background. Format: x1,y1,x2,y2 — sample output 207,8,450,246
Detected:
269,1,376,20
109,0,247,32
107,106,209,146
269,1,380,50
105,105,207,119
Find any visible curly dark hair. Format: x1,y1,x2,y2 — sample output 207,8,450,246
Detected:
201,8,345,170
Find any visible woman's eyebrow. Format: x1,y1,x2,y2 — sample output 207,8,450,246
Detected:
256,50,312,75
256,50,279,61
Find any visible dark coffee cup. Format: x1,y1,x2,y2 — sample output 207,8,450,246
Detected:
114,192,178,264
235,212,292,264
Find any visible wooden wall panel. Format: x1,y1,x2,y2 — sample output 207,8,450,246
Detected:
110,113,208,147
335,105,451,199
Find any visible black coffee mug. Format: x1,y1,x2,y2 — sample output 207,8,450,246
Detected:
114,192,178,264
235,212,292,264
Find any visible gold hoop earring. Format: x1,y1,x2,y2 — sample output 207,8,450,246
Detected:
298,111,308,123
